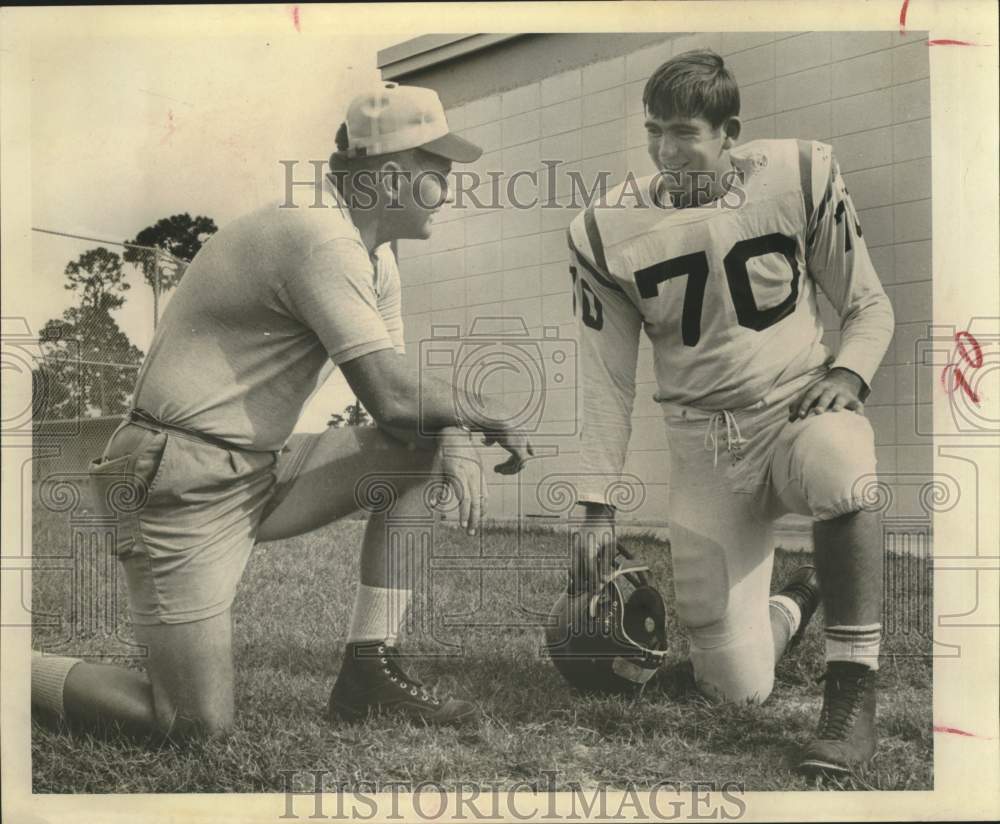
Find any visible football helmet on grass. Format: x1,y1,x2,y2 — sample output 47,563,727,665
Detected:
546,544,668,695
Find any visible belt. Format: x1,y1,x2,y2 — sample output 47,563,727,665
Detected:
127,408,273,455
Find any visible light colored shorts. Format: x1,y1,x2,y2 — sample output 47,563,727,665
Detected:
659,368,878,702
662,368,878,524
88,420,316,626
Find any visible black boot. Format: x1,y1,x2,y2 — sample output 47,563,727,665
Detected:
798,661,878,773
777,565,821,649
328,642,479,726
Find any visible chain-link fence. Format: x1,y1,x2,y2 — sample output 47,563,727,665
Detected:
31,228,188,425
29,228,190,505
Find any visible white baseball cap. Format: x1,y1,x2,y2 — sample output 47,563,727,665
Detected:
338,82,482,163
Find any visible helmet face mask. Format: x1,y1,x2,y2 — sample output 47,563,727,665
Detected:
546,545,669,695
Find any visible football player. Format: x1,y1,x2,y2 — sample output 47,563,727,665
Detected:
31,83,533,741
568,50,893,774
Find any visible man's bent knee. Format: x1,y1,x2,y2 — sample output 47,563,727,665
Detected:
154,696,234,742
692,655,775,705
135,611,236,743
689,633,776,705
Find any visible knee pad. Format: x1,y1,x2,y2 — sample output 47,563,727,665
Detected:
667,492,777,703
677,545,777,705
690,631,776,705
669,525,731,629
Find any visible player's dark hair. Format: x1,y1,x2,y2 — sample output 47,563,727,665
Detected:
642,49,740,128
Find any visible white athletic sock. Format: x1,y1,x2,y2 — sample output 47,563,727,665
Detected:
825,624,881,671
31,653,82,717
769,594,802,637
347,584,411,646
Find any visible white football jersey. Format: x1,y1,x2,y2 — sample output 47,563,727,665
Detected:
568,139,894,504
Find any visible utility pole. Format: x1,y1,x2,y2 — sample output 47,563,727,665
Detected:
98,364,107,414
30,228,185,334
153,251,162,330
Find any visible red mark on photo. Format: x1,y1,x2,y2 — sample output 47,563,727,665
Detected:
290,5,301,33
955,331,984,369
901,1,978,45
933,725,974,737
934,725,997,739
941,330,984,405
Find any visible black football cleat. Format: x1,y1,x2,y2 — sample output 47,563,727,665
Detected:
328,642,479,726
777,565,821,649
798,661,878,774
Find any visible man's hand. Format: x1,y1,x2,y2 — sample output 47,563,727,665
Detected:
482,424,535,475
437,428,486,536
569,502,617,593
789,367,866,421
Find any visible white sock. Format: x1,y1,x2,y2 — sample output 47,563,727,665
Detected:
347,584,411,646
31,653,82,717
825,624,881,671
769,594,802,637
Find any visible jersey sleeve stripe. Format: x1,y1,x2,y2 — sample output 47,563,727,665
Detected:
583,205,611,275
797,140,814,224
807,172,836,247
806,147,838,245
567,229,625,294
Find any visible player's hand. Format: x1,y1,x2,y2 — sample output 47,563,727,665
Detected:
482,424,535,475
437,428,486,536
570,502,617,593
788,368,866,421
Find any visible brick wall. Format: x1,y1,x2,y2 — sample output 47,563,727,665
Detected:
393,31,933,525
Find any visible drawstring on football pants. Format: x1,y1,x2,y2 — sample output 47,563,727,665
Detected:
704,410,745,467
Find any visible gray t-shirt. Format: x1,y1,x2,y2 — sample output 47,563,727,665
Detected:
132,194,404,450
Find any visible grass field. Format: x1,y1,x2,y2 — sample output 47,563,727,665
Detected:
31,503,933,794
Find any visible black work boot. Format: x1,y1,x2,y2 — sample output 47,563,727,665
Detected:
327,641,479,726
798,661,878,773
777,565,821,649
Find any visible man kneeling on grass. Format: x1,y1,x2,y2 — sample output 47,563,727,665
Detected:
31,83,533,740
568,50,893,775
